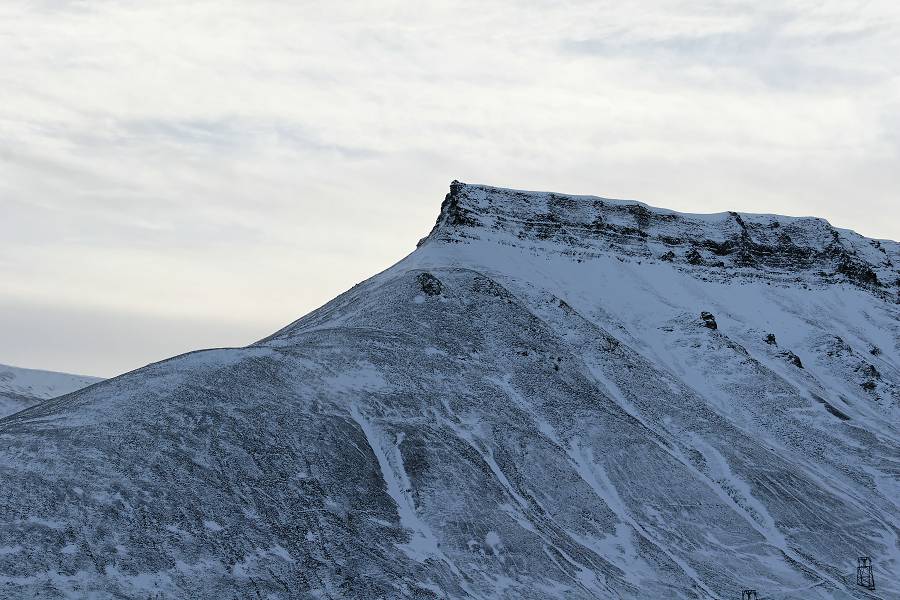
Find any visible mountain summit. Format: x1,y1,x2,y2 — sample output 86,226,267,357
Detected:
1,182,898,599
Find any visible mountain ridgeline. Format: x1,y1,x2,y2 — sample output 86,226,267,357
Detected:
1,182,898,599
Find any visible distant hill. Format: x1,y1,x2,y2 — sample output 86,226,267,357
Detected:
0,363,103,418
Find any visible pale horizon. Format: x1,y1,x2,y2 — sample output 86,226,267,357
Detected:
3,1,899,377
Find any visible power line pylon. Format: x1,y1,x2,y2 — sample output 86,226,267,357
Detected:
857,556,875,590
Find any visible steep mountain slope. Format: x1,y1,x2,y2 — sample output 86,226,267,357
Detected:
1,182,898,600
0,363,102,419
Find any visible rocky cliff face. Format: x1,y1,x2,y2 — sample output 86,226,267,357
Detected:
1,183,898,599
423,182,899,297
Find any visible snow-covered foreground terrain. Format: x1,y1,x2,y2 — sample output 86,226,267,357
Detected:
0,363,102,419
1,182,898,599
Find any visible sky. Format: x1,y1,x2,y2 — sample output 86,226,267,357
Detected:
1,0,899,377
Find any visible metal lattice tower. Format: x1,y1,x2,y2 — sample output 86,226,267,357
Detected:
741,591,758,600
857,556,875,590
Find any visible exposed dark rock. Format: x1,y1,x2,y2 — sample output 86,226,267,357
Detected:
442,181,479,228
686,249,703,265
765,334,777,345
734,249,756,267
660,251,676,262
781,351,804,369
473,275,512,299
659,235,683,246
629,204,652,229
700,312,718,330
823,402,851,421
810,393,852,420
416,272,443,296
858,364,881,379
837,258,880,287
702,239,733,257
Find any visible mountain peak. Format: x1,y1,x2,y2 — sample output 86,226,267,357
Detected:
421,181,899,299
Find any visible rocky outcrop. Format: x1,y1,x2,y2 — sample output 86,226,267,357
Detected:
780,350,804,369
422,182,900,301
416,272,443,296
700,311,718,330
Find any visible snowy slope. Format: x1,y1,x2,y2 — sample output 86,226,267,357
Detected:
0,182,897,599
0,363,102,418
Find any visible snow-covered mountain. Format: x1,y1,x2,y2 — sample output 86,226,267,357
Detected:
0,363,102,419
1,181,898,599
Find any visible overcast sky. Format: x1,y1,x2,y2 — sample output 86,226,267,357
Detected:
2,0,899,377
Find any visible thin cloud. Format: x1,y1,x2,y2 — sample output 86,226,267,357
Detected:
561,15,891,91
